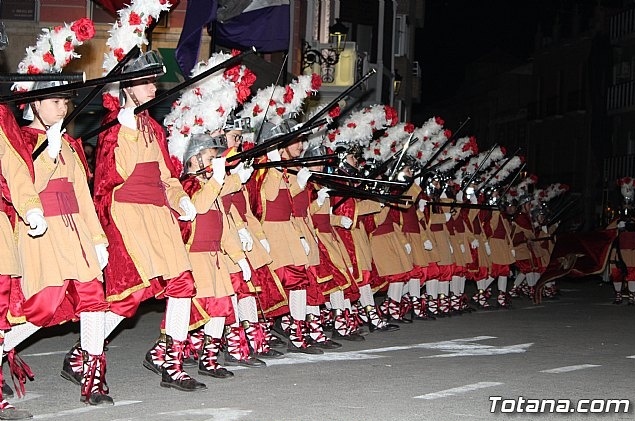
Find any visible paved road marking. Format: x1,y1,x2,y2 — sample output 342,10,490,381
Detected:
423,342,533,358
540,364,600,373
24,346,120,358
627,355,635,359
33,400,141,420
154,408,252,421
232,336,530,368
8,393,41,404
413,382,503,400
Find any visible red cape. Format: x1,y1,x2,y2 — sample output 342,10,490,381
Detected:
0,105,35,227
93,110,178,300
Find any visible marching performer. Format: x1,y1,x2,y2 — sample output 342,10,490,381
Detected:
0,104,48,418
5,18,113,406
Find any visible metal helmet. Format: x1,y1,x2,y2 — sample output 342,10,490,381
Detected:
183,133,227,170
23,79,74,121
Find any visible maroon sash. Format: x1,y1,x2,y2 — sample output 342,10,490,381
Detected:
114,162,166,206
190,209,223,252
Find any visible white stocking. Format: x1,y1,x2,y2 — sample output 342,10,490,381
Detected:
164,297,191,342
288,289,307,321
80,311,105,355
204,317,226,339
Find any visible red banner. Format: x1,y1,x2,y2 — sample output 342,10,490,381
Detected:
534,230,617,302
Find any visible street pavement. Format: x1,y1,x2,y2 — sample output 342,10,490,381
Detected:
5,276,634,421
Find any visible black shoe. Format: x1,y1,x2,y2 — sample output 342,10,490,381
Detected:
2,381,14,399
287,341,324,355
142,351,163,375
81,393,114,406
389,316,413,324
310,338,342,350
253,349,285,359
60,358,81,385
182,356,198,367
160,370,207,392
0,406,32,419
268,335,286,348
224,352,267,368
332,330,365,342
272,319,290,338
197,365,234,379
369,322,400,333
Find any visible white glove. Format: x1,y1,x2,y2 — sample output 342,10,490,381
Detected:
316,187,329,207
348,266,354,274
404,243,412,255
259,238,271,253
485,241,492,256
542,225,548,234
423,239,433,250
471,239,479,248
211,157,226,185
46,121,65,160
117,107,136,130
300,237,310,255
178,196,197,221
459,244,466,254
449,244,454,254
238,227,254,251
469,194,478,204
456,190,464,202
237,258,252,282
25,208,47,237
418,199,427,212
296,168,312,190
618,221,626,229
511,249,516,258
94,243,109,270
444,213,452,222
340,216,353,229
230,162,254,184
266,148,281,162
414,177,422,186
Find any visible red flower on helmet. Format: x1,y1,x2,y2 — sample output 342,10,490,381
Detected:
194,117,203,126
404,122,415,133
27,65,41,74
435,116,445,126
347,122,356,129
276,106,286,116
217,106,225,115
64,41,73,52
253,104,263,116
384,106,398,126
43,52,55,65
328,105,341,118
180,126,191,135
443,129,452,138
283,85,294,103
71,17,96,42
113,48,125,61
128,12,142,26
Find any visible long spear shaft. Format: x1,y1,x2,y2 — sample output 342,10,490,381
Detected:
0,73,86,82
251,154,338,169
80,48,256,141
302,69,377,128
460,142,498,194
227,118,327,163
4,66,162,104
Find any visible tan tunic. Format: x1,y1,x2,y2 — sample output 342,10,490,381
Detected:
111,126,191,282
466,209,491,269
18,134,106,299
0,128,42,276
350,199,382,272
260,168,308,270
370,206,413,276
227,188,272,270
487,211,515,265
429,212,454,265
310,196,353,289
186,177,236,299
